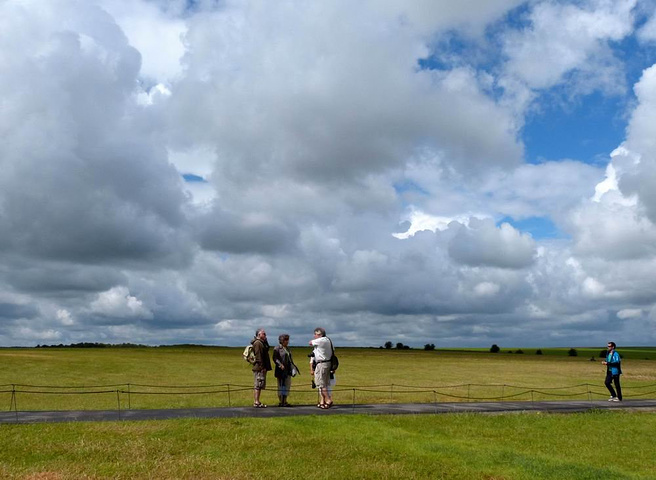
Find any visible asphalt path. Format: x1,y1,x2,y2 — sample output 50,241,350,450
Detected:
2,399,655,424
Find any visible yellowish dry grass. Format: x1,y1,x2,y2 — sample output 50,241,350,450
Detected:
0,347,654,410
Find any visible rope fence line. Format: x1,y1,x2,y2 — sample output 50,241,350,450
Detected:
4,382,656,413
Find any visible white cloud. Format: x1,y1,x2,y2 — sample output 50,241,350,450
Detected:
503,0,635,93
617,308,642,319
56,309,75,326
90,286,153,319
448,218,536,269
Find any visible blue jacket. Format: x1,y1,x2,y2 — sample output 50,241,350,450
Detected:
606,351,622,376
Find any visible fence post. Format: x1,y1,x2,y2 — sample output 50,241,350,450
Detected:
587,384,592,402
116,390,121,421
10,384,17,417
352,388,356,412
227,384,231,407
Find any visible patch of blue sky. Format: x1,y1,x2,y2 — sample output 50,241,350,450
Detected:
522,89,627,165
498,215,566,240
393,180,429,196
182,173,207,183
523,34,656,166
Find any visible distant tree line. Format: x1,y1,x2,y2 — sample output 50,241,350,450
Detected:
381,341,436,351
36,342,149,348
489,344,579,356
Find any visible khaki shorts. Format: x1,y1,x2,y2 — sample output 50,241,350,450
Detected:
254,371,267,390
314,362,331,389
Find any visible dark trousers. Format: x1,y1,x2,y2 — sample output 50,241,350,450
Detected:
605,372,622,400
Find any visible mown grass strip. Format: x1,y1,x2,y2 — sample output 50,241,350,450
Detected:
1,411,654,479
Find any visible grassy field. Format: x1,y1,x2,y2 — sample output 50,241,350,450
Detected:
1,411,655,479
2,347,655,479
1,346,655,410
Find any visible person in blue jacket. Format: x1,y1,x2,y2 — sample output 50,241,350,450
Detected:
602,341,622,402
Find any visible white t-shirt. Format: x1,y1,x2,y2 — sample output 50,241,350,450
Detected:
310,336,332,362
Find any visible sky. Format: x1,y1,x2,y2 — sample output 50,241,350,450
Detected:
2,0,656,348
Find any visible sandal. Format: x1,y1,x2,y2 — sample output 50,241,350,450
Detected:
253,403,267,408
319,403,330,409
325,401,333,408
317,403,325,408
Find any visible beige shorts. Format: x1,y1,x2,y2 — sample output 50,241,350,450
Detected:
254,371,267,390
314,362,331,389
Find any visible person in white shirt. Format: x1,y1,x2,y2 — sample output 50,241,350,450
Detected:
309,327,333,408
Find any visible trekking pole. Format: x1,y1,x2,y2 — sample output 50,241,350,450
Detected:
127,383,131,410
116,390,121,421
227,384,231,407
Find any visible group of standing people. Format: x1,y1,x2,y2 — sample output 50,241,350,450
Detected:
251,333,624,407
249,327,336,408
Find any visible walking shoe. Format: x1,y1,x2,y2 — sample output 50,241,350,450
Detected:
608,396,617,401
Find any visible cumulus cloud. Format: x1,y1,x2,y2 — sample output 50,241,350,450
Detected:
90,286,153,320
502,0,635,94
1,0,656,349
448,218,536,268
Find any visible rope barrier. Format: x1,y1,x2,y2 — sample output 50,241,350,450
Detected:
12,383,129,389
4,381,655,412
12,389,118,395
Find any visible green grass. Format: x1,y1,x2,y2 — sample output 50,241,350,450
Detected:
1,346,655,410
1,411,655,479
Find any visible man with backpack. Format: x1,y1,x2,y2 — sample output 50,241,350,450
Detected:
251,329,272,408
309,327,335,409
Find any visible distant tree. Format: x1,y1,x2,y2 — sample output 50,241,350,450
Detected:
424,343,436,351
403,345,410,350
396,342,405,350
490,344,500,353
599,349,607,358
536,349,543,355
515,349,524,354
384,341,393,350
568,348,578,357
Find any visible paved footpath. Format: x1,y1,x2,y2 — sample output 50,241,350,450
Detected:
2,399,656,424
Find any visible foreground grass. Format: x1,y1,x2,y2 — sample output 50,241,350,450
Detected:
1,411,654,479
1,347,655,410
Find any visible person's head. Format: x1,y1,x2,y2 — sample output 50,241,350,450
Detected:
255,328,267,340
279,334,290,346
313,327,326,338
607,341,616,350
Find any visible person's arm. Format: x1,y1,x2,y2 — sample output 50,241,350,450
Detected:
273,347,284,369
